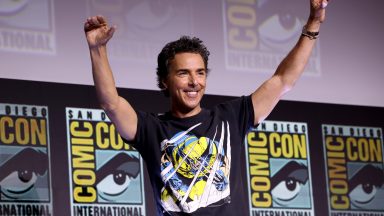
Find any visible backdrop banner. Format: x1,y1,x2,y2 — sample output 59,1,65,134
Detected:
0,78,383,216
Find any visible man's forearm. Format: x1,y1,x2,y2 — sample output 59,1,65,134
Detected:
90,45,120,111
274,19,321,90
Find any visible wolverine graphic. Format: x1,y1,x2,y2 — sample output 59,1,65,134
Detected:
160,122,231,213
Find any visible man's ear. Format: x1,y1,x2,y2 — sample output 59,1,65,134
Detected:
161,79,168,89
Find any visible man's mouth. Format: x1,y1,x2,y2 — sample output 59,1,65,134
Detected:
185,90,199,97
186,91,198,97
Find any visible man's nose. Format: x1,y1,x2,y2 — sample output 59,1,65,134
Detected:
188,74,198,86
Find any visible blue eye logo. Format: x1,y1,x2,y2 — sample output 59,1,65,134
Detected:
0,147,49,201
257,0,305,52
125,1,176,33
270,161,310,207
348,164,384,210
95,152,141,203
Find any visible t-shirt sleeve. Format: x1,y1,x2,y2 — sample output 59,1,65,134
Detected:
216,95,255,137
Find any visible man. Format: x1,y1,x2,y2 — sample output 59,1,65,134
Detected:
84,0,329,215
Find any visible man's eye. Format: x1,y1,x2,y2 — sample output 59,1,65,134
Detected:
177,71,187,76
198,71,206,76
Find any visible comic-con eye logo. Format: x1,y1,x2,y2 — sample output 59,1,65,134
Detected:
224,0,306,51
246,121,314,215
68,108,145,216
224,0,319,74
69,120,142,204
256,0,306,52
270,161,309,207
95,152,140,202
323,125,384,213
87,0,192,61
88,0,190,38
0,148,48,201
348,164,384,209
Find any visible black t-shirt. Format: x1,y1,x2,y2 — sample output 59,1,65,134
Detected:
129,95,254,215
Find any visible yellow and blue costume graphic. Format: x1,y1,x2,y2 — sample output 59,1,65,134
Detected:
160,122,231,213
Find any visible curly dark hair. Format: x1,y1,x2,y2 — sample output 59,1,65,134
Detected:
156,36,210,96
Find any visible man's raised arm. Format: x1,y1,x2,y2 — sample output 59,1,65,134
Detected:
84,15,137,141
251,0,330,125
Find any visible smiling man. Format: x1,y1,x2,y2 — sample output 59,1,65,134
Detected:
160,51,208,118
84,0,330,215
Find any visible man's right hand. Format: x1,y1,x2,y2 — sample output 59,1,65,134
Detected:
84,15,116,48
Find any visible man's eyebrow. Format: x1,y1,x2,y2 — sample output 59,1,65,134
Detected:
175,68,205,72
177,68,190,72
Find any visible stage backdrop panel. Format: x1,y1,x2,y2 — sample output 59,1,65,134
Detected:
0,78,383,216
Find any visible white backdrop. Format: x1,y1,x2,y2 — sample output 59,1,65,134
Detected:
1,0,383,107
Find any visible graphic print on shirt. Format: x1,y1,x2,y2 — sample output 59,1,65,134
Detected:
160,121,231,213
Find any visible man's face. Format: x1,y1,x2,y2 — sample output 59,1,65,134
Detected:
163,52,207,116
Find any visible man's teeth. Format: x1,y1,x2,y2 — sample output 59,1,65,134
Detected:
186,91,197,96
